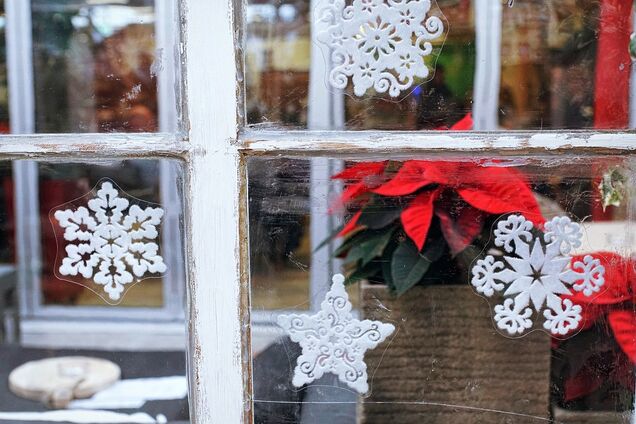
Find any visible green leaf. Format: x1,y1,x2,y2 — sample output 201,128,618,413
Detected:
391,240,431,296
345,262,382,285
333,232,364,257
357,198,403,229
345,227,396,267
314,223,345,252
421,236,445,261
381,256,394,291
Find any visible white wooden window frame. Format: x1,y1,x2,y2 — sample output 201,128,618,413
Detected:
0,0,630,422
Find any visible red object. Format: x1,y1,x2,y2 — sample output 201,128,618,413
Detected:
333,114,544,253
4,179,88,304
372,160,544,252
559,252,636,401
448,112,473,130
399,189,439,250
591,0,633,222
331,161,387,209
594,0,633,128
608,311,636,364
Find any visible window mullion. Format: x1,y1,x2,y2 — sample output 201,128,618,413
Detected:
182,0,248,423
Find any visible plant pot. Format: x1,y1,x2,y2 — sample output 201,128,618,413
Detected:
359,282,551,424
553,406,632,423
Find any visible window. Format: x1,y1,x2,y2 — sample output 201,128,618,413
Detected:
0,0,634,423
0,0,189,422
236,0,636,423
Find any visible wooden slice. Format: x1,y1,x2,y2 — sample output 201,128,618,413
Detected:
9,356,121,408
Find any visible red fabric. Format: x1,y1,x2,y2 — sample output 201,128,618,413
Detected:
566,252,634,306
608,310,636,364
594,0,633,128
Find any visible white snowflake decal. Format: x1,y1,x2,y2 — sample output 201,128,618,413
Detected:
315,0,445,97
471,214,605,337
277,274,395,393
53,180,167,303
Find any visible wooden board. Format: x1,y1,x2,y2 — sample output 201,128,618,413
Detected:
360,283,551,424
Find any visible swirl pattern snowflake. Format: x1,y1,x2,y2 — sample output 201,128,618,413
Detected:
277,274,395,394
53,180,167,303
315,0,445,97
471,214,605,337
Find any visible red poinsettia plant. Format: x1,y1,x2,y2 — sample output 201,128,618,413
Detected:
553,252,636,411
328,115,545,294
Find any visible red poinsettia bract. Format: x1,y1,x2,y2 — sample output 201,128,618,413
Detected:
335,160,544,255
330,161,388,236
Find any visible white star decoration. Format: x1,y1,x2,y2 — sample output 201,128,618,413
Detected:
53,180,167,303
315,0,445,97
471,214,605,337
277,274,395,394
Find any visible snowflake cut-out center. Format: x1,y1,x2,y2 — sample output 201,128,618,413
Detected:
471,214,605,337
53,180,167,304
315,0,446,97
277,274,395,394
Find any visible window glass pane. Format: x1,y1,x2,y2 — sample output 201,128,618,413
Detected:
249,155,636,422
0,159,189,422
245,0,474,130
30,0,174,133
35,160,184,309
245,0,636,131
498,0,633,130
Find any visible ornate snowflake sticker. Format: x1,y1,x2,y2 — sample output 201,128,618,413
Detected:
471,214,605,338
314,0,447,98
51,179,167,304
277,274,395,394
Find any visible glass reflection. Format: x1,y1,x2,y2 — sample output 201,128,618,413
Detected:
249,155,636,423
31,0,157,133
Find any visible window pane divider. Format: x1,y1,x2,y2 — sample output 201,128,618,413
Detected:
183,0,250,423
239,129,636,155
0,133,191,159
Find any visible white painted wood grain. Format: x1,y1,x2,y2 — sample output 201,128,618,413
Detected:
0,133,189,159
183,0,247,423
241,129,636,154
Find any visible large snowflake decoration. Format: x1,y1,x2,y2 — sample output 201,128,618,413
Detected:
277,274,395,394
315,0,446,97
471,214,605,337
52,180,167,304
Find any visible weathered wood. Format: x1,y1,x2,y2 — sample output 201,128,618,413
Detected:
241,129,636,157
360,283,551,424
183,0,248,423
553,407,632,424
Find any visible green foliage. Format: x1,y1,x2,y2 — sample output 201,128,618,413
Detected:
344,226,396,267
356,198,405,229
390,240,431,295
